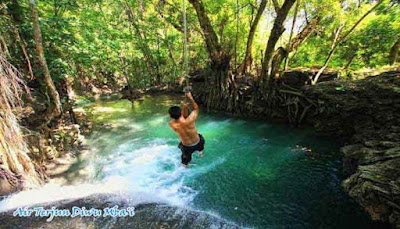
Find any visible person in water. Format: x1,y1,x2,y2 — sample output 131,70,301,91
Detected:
168,91,205,168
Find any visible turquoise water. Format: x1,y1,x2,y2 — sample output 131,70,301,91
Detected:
79,95,376,228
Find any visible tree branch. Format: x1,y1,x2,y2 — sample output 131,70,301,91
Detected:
272,0,280,13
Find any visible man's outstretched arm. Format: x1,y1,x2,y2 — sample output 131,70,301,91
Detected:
182,102,189,118
185,92,198,122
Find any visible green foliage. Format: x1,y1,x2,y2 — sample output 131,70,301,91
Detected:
0,0,398,89
291,0,399,69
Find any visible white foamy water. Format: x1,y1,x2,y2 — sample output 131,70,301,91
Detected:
0,138,214,213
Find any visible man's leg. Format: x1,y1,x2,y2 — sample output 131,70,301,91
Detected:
181,148,192,168
181,153,189,168
198,134,205,157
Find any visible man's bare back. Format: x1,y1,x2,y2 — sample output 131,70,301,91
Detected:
169,118,200,146
169,92,199,145
168,92,205,167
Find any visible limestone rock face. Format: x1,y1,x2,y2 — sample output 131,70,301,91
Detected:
306,71,400,227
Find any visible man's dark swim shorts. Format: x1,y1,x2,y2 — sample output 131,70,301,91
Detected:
178,134,205,165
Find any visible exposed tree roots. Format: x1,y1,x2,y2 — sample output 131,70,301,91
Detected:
194,70,318,126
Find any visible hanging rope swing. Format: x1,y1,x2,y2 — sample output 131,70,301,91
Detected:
182,0,192,93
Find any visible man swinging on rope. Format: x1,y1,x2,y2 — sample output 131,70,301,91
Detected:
168,91,205,168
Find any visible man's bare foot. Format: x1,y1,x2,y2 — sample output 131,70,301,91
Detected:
198,151,204,157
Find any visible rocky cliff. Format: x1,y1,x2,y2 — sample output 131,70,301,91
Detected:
305,71,400,227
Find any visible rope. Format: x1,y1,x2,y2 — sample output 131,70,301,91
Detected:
182,0,189,88
234,0,239,74
182,0,191,107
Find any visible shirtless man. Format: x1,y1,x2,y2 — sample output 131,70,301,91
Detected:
168,92,205,168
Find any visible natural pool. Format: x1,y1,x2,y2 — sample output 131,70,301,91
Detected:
0,95,380,228
81,95,375,228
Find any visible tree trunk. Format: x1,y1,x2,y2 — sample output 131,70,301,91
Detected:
7,0,35,80
241,0,268,75
269,16,320,79
344,52,357,70
12,26,35,80
0,35,10,57
272,0,280,13
261,0,296,83
288,16,319,52
188,0,231,71
389,39,400,65
188,0,223,66
188,0,233,111
312,25,343,85
29,0,62,116
284,0,300,70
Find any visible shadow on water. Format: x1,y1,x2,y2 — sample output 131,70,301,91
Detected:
49,153,88,185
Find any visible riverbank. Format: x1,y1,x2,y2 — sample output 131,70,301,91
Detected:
306,71,400,227
0,89,90,196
